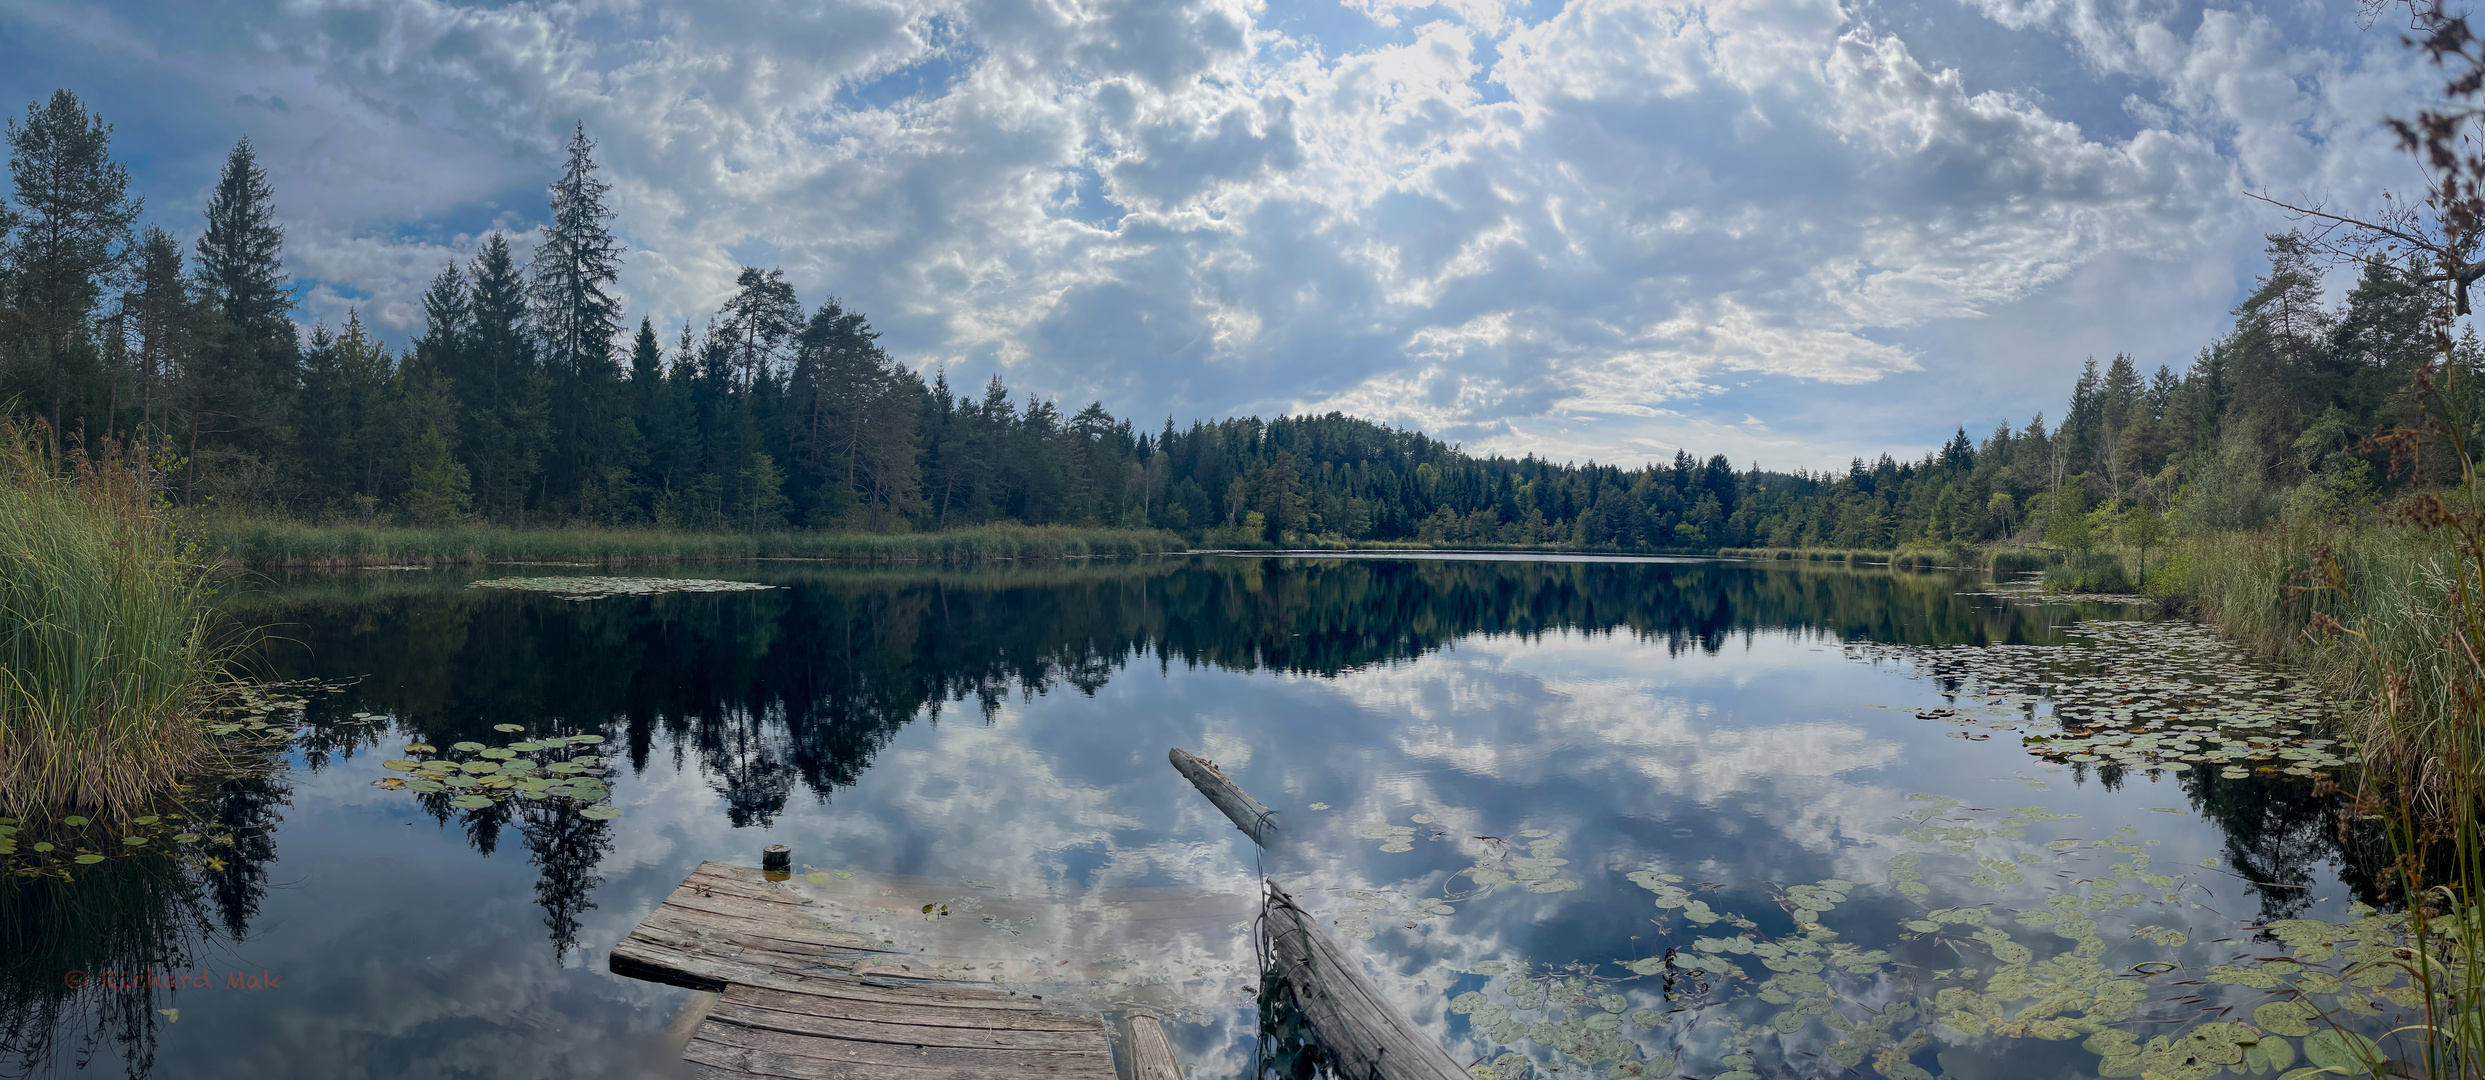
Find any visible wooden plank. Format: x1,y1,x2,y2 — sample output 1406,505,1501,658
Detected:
711,989,1107,1051
690,1013,1115,1078
1262,881,1468,1080
721,984,1099,1034
1120,1011,1183,1080
663,991,721,1055
1170,748,1281,847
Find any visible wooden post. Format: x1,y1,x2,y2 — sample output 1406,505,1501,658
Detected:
1168,748,1281,848
1167,747,1469,1080
1261,881,1470,1080
761,844,790,879
1119,1011,1183,1080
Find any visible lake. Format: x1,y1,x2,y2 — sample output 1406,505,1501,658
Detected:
0,554,2373,1079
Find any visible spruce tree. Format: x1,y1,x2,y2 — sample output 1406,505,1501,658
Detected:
530,124,627,509
461,233,548,519
4,89,140,446
194,136,295,458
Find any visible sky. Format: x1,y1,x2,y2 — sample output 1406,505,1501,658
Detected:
0,0,2445,471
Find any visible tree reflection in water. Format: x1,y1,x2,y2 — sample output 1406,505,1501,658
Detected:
0,554,2371,1079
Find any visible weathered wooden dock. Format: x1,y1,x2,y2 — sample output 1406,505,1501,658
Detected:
610,747,1472,1080
612,861,1247,1079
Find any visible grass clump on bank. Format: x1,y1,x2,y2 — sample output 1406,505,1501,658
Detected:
194,519,1186,568
0,422,226,823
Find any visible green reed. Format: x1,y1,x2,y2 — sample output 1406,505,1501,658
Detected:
0,420,224,822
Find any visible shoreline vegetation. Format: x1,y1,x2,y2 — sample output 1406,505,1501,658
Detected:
193,518,1184,568
0,422,224,823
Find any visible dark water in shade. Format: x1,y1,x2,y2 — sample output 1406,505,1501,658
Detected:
0,556,2371,1080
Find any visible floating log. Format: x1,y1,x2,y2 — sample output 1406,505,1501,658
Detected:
1119,1011,1183,1080
1167,748,1469,1080
1169,748,1281,848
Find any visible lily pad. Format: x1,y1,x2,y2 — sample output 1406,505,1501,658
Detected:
73,854,104,864
122,836,146,846
448,795,495,809
492,723,524,732
452,741,485,752
579,805,622,821
62,816,87,827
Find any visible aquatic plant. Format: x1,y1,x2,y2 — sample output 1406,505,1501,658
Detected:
0,420,230,822
465,575,777,601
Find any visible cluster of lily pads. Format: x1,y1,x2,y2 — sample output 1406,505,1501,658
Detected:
465,576,776,602
0,812,239,878
375,723,620,819
1424,797,2421,1080
1335,822,1581,941
1,680,351,879
1844,620,2356,780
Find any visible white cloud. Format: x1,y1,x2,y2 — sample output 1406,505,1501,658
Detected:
0,0,2432,467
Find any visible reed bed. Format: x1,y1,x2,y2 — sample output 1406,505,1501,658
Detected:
1715,546,1894,564
194,519,1186,568
0,422,224,822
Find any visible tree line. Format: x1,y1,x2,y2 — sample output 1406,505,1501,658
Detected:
0,86,2453,549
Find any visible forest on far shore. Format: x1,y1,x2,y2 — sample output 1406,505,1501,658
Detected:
2,88,2460,551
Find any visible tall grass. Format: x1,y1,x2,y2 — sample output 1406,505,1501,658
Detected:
1715,546,1893,564
1986,547,2058,575
0,421,224,822
193,518,1186,568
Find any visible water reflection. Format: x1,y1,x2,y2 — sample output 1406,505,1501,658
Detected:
0,774,287,1078
3,556,2385,1078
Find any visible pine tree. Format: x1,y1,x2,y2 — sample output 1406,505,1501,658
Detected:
716,267,801,396
126,226,195,483
4,89,141,446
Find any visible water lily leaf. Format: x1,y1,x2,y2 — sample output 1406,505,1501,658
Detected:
73,853,104,864
2246,1035,2299,1074
32,842,53,852
492,723,523,732
405,743,435,753
572,734,605,744
478,748,515,760
449,795,494,809
405,781,444,794
579,805,621,820
452,741,485,752
382,759,418,771
171,834,197,843
2254,1000,2319,1038
2303,1030,2381,1074
134,815,159,825
62,816,87,827
121,836,146,846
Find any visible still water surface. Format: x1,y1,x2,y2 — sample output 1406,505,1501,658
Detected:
1,555,2364,1079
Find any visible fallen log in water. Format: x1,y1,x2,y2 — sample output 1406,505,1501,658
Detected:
1168,746,1470,1080
1168,747,1282,848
